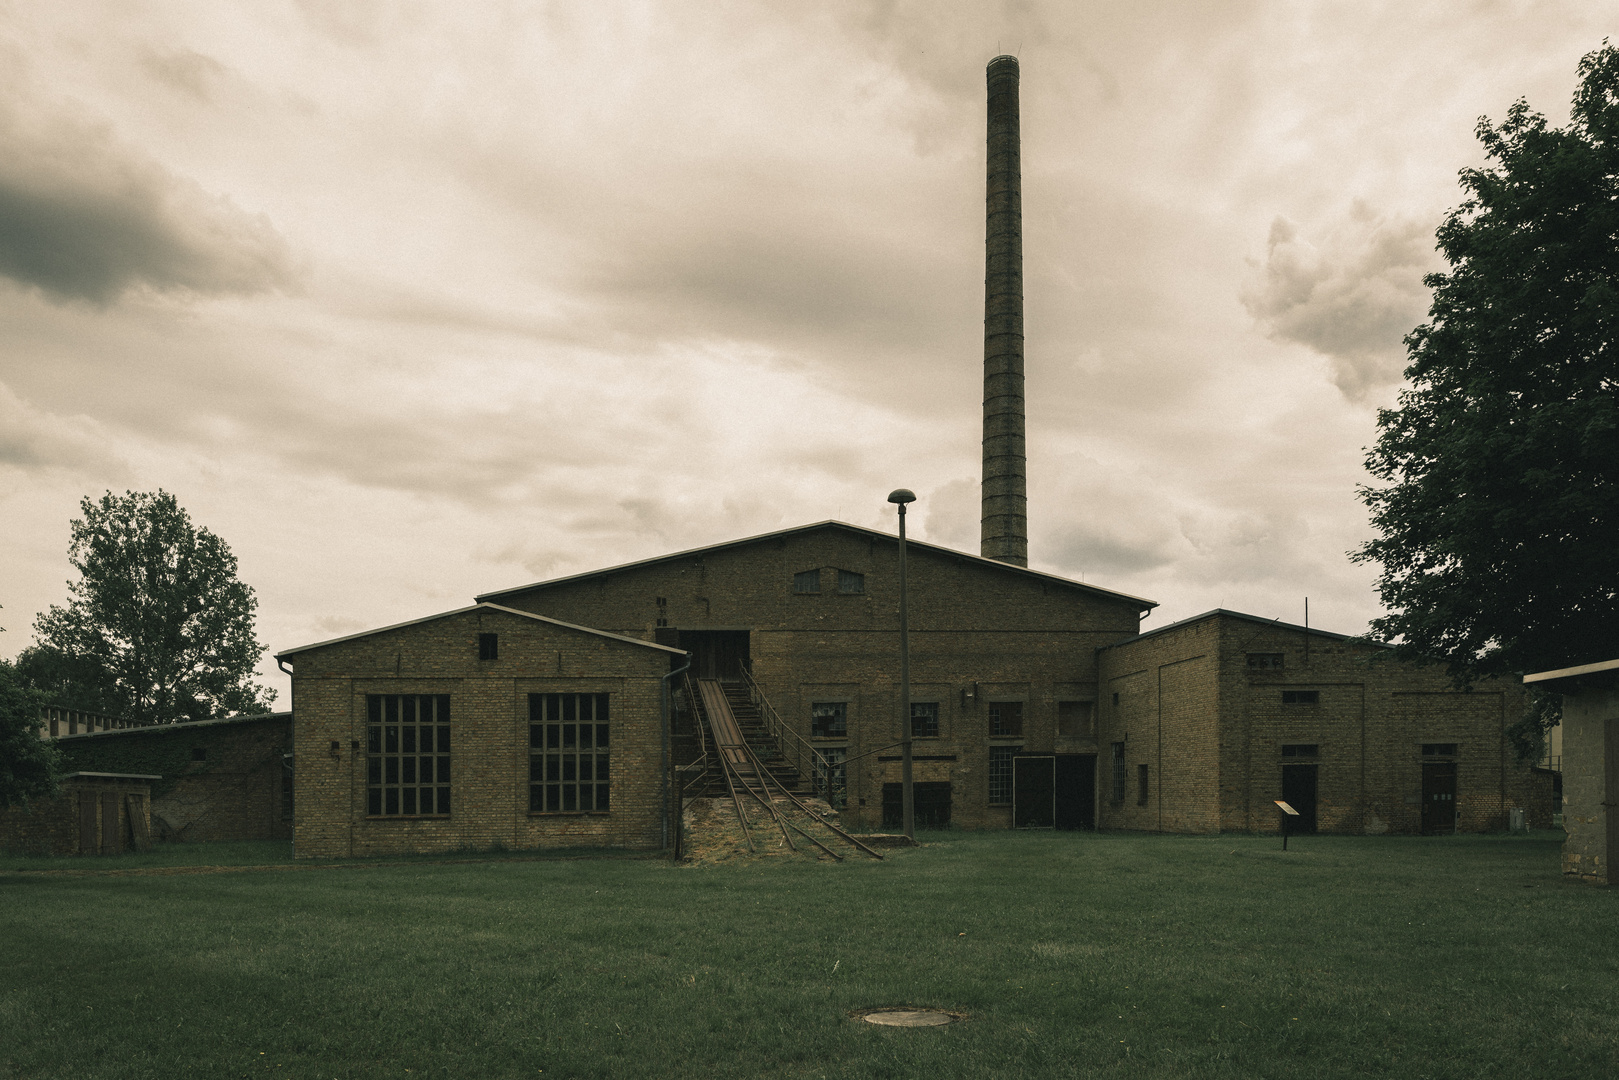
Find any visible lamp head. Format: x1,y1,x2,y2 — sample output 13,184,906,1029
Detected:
887,489,917,505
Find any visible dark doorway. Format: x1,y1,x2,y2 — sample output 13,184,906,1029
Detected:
1055,754,1097,830
882,782,952,829
1014,756,1055,828
677,630,750,680
1421,761,1457,834
1281,763,1319,834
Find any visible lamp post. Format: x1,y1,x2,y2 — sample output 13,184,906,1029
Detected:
888,488,917,840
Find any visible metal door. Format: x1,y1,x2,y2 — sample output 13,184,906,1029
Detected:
1281,763,1319,834
1054,754,1096,830
1422,762,1457,834
1014,755,1055,828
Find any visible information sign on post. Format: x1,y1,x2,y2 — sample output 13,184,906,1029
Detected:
1274,799,1300,850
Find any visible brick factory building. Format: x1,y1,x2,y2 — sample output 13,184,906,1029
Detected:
274,603,684,859
1096,610,1554,836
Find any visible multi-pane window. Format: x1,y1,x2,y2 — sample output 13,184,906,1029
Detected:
815,747,847,808
367,695,451,817
1248,653,1285,670
1421,743,1459,758
1282,690,1320,705
988,701,1023,737
1057,701,1096,738
1281,744,1320,758
989,745,1019,804
837,570,865,594
478,633,498,660
811,701,847,738
1137,763,1150,806
910,701,940,738
530,694,610,813
1111,742,1126,804
793,570,821,594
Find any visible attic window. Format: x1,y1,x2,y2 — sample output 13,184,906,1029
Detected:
838,570,865,594
793,570,822,594
478,633,498,661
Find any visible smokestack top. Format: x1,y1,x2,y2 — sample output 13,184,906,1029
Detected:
987,54,1019,70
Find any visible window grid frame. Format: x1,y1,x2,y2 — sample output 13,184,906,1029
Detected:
366,694,452,818
529,693,612,815
988,745,1020,805
811,701,847,739
910,701,940,739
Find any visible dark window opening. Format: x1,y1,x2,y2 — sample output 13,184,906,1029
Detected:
478,633,498,661
1110,742,1126,804
366,694,451,817
1057,701,1096,738
989,701,1024,738
1248,653,1285,670
1282,690,1320,705
656,617,668,627
1422,743,1459,758
989,746,1020,804
811,701,847,739
815,747,847,807
793,570,821,594
911,701,940,738
1112,692,1120,707
1137,763,1150,806
655,596,667,607
837,570,865,594
191,747,207,761
280,753,294,821
1281,744,1320,757
529,693,611,813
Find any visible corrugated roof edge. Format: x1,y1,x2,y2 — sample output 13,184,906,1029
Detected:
55,712,293,741
1523,657,1619,686
60,771,164,780
472,519,1157,611
1098,608,1391,650
275,601,689,661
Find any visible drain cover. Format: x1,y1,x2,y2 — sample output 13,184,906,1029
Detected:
859,1009,958,1027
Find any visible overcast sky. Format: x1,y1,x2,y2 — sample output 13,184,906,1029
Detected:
1,1,1611,706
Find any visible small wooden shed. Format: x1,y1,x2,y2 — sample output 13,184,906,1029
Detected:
0,773,159,856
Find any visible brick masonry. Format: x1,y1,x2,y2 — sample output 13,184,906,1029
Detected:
0,774,155,856
278,604,682,859
1097,611,1554,834
53,714,292,843
477,523,1150,830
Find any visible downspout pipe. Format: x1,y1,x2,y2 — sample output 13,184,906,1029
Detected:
661,657,693,853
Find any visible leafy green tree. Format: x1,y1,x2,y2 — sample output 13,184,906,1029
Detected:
1355,44,1619,699
0,658,62,808
30,490,276,725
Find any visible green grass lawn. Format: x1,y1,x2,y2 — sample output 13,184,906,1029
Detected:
1,831,1610,1079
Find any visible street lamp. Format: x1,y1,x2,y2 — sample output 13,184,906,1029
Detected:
888,488,917,840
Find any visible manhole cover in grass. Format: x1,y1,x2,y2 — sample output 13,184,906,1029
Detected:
854,1008,961,1027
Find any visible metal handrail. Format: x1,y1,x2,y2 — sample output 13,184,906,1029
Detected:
738,662,831,799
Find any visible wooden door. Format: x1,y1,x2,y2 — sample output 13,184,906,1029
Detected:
100,791,123,855
1422,762,1457,835
77,792,97,854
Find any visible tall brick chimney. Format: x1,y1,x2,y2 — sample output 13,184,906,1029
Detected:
981,54,1028,567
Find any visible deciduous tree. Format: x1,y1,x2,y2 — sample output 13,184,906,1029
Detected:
30,490,276,725
1355,45,1619,699
0,658,61,808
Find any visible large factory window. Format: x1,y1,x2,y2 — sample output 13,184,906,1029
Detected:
811,702,847,739
793,569,821,594
837,570,865,594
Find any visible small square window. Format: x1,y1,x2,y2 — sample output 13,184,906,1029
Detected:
1281,690,1319,705
910,701,939,738
793,570,822,595
1248,653,1285,670
811,702,847,739
838,570,865,594
478,633,498,661
1057,701,1095,738
989,701,1023,737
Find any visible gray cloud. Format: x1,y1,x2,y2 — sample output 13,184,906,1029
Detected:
0,381,128,477
1242,207,1437,401
0,86,294,304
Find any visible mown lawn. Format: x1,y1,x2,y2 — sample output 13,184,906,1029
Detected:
1,831,1611,1079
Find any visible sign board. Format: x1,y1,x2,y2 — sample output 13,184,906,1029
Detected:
1274,800,1300,816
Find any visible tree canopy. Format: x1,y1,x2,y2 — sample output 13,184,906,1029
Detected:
1356,44,1619,686
0,658,61,808
27,490,276,725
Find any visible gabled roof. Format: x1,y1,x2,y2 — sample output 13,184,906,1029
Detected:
1100,608,1388,650
474,520,1157,611
275,602,688,661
